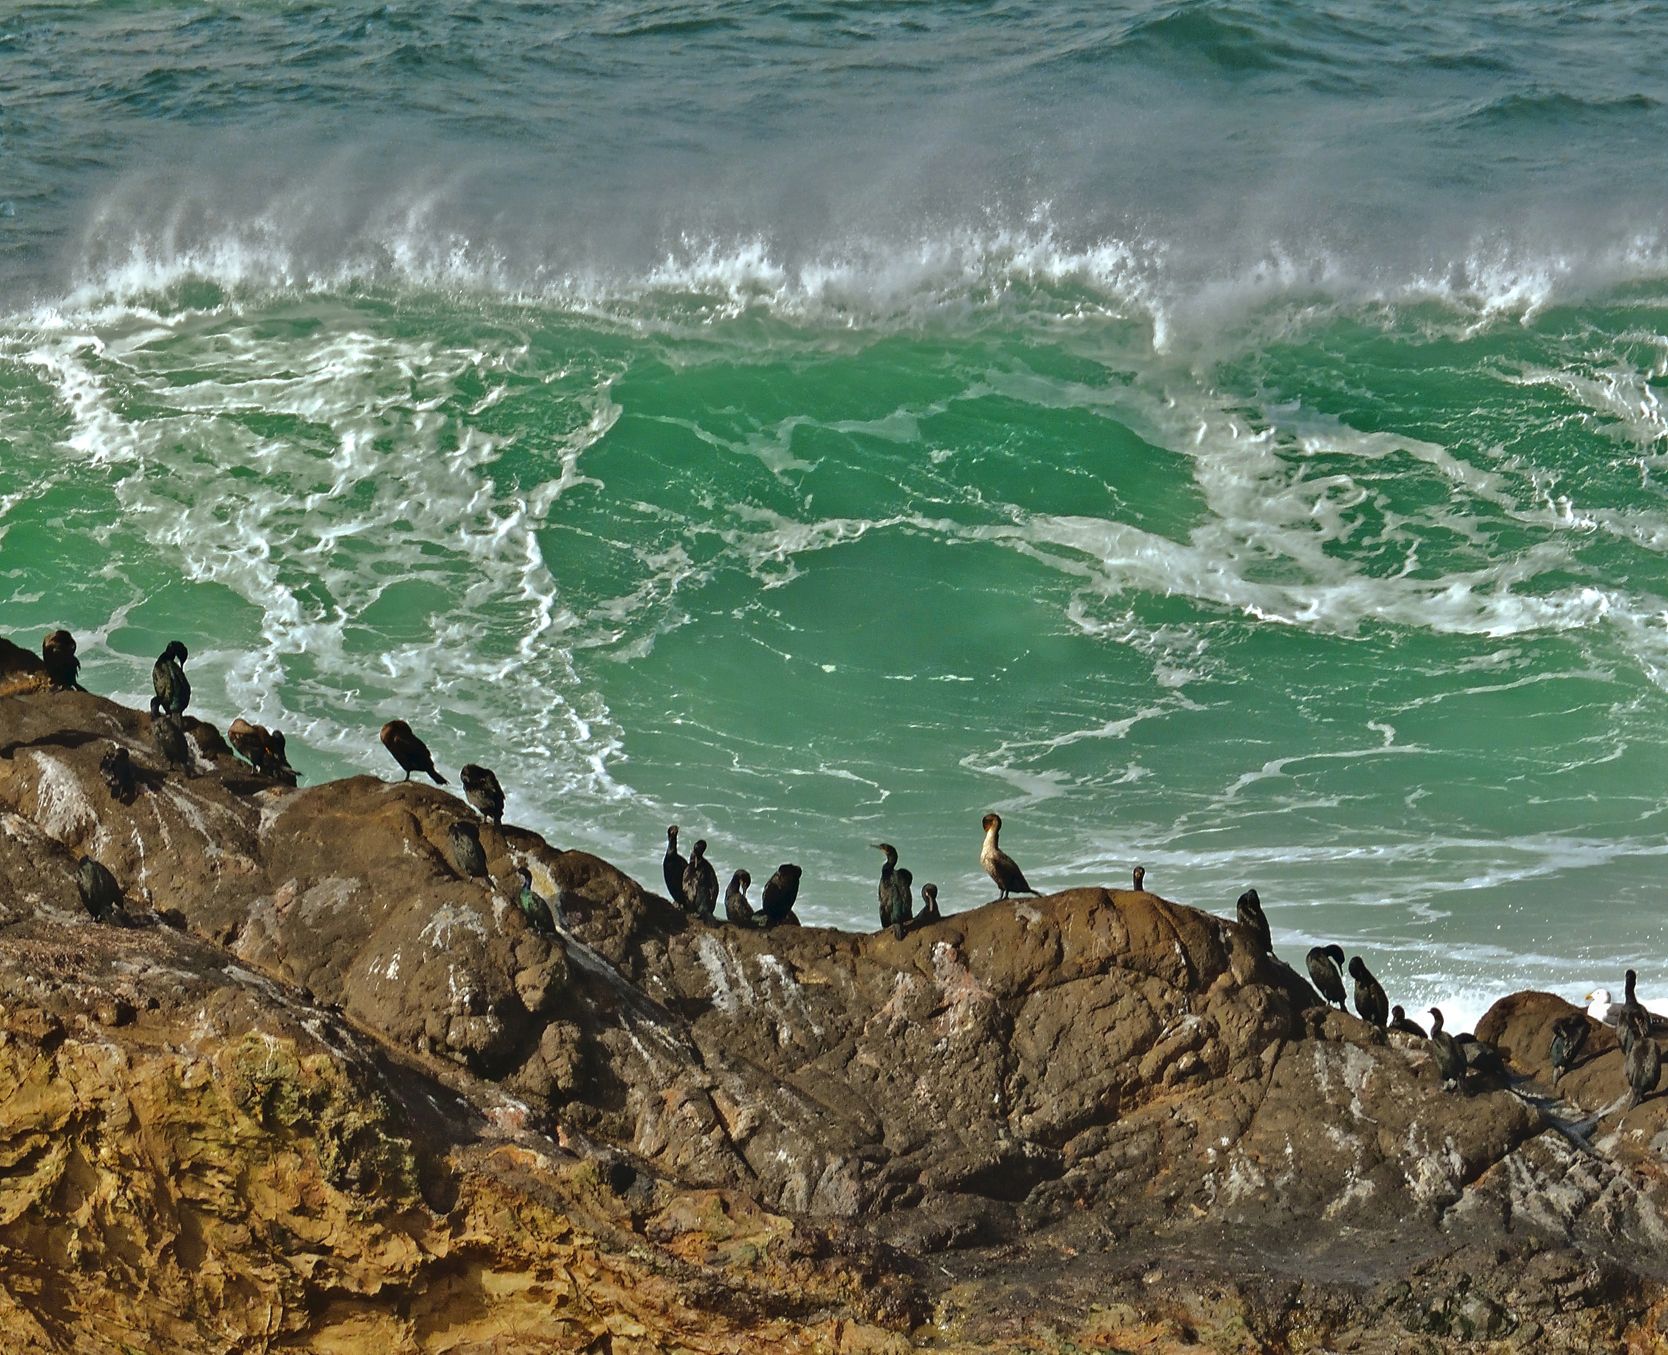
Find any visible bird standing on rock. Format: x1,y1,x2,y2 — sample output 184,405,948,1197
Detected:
1236,889,1273,956
724,869,754,926
448,821,488,879
1623,1008,1660,1109
874,842,904,931
229,718,296,783
42,631,84,691
152,712,192,773
380,720,447,784
150,641,190,720
1305,944,1347,1010
890,868,914,939
515,868,556,934
1348,956,1389,1029
760,864,802,926
1388,1005,1427,1037
1428,1008,1467,1092
1549,1013,1589,1084
76,857,122,923
99,745,138,804
1132,865,1146,892
461,765,505,826
663,826,688,909
917,882,941,924
980,813,1038,901
683,839,718,921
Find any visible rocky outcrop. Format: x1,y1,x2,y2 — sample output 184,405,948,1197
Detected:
2,670,1667,1350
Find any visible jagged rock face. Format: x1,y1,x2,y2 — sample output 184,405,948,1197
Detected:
4,680,1668,1349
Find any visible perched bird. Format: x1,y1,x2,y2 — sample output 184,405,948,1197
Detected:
724,869,754,926
1348,956,1389,1029
98,745,138,804
1305,944,1348,1010
41,630,84,691
151,712,192,773
150,641,190,720
890,868,914,940
1549,1014,1589,1085
229,718,275,775
1585,988,1616,1023
682,839,719,921
1388,1005,1427,1038
515,868,555,934
1617,969,1649,1052
380,719,447,784
874,842,904,931
1623,1008,1661,1109
917,882,942,924
461,764,505,826
1427,1008,1467,1092
760,864,802,926
979,813,1038,901
1237,888,1273,956
448,821,488,879
663,825,689,909
76,856,122,923
1132,865,1146,892
264,728,299,786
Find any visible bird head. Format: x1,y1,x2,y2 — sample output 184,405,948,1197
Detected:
922,883,938,901
1347,956,1368,980
163,640,188,665
982,813,1001,832
667,824,679,840
1428,1007,1444,1030
1132,865,1145,888
692,839,707,856
1326,944,1346,966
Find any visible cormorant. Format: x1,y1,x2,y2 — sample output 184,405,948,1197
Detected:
265,728,299,785
760,864,802,926
891,868,914,939
1348,956,1389,1029
99,745,137,804
150,641,189,720
380,719,447,784
1549,1013,1589,1084
448,821,488,879
152,712,192,773
724,869,754,926
1237,888,1272,956
1305,944,1347,1010
663,825,688,909
1623,1008,1660,1109
1617,969,1648,1052
76,856,121,923
1388,1004,1427,1037
1132,865,1146,892
231,719,299,784
682,839,718,921
873,842,903,931
917,882,942,924
1428,1007,1467,1092
980,813,1038,900
41,631,83,691
515,868,555,934
460,764,505,826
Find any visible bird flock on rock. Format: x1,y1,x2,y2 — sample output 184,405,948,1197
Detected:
28,629,1665,1112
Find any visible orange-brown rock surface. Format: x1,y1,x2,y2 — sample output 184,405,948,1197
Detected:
2,668,1667,1351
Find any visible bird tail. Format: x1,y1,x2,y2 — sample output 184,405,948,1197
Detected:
429,769,449,785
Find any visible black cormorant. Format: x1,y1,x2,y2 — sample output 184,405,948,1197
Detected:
1348,956,1389,1029
760,864,802,926
1623,1008,1660,1109
152,712,192,773
1428,1007,1467,1092
448,821,488,879
874,842,903,930
515,868,555,934
663,825,688,909
1237,888,1273,956
1388,1004,1427,1037
917,882,941,924
42,631,83,691
1132,865,1146,892
980,813,1038,900
1549,1013,1589,1084
683,839,718,921
1305,944,1347,1010
150,641,189,720
461,764,505,826
890,868,914,939
76,856,121,923
99,745,137,804
724,869,754,926
380,719,447,784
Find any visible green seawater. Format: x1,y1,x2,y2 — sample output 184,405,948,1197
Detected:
4,1,1668,1027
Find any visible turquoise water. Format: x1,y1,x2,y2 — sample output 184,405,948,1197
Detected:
4,2,1668,1027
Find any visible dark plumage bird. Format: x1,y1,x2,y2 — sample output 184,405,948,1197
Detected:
461,764,505,826
1623,1008,1661,1109
890,868,914,940
724,869,754,926
1348,956,1389,1029
1388,1004,1427,1038
515,868,555,934
41,630,84,691
682,839,718,921
917,882,942,924
149,641,190,720
1617,969,1649,1053
229,719,299,784
1305,944,1347,1010
99,745,138,804
979,813,1038,900
874,842,903,931
265,728,299,786
1549,1013,1590,1084
1428,1007,1467,1092
151,712,192,773
1132,865,1146,892
448,821,488,879
663,825,688,909
760,864,802,926
1236,888,1273,956
380,719,447,784
76,856,121,923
